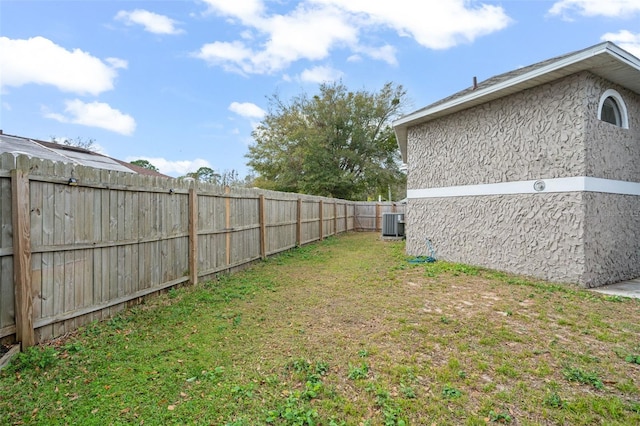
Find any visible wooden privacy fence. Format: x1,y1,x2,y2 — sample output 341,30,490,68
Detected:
0,154,404,348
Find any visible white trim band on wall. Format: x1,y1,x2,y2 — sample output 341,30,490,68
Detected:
407,177,640,199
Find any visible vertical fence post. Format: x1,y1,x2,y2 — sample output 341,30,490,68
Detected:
345,203,349,232
296,198,302,246
333,202,337,236
11,169,35,349
259,194,266,259
319,200,324,241
188,186,198,285
375,203,381,231
225,186,231,266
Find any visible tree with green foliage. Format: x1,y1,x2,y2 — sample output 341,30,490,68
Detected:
129,159,159,172
246,81,407,200
185,167,220,184
182,168,253,187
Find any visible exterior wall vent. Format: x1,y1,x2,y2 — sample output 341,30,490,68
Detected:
382,213,405,237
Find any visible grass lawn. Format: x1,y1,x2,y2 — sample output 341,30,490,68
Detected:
1,232,639,425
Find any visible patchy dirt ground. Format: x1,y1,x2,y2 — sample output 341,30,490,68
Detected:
202,233,640,424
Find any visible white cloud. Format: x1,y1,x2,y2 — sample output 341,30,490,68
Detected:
602,30,640,58
257,6,358,68
193,41,255,73
201,0,264,22
0,36,123,95
299,65,344,83
44,99,136,135
195,3,357,74
115,9,184,35
354,44,397,65
229,101,266,118
106,57,128,69
549,0,640,18
314,0,512,50
194,0,510,74
124,156,212,176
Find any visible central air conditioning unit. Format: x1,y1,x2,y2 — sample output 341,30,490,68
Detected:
382,213,405,237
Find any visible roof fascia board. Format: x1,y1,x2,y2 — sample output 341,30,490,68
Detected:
604,42,640,72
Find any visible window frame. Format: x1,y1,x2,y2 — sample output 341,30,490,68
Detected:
597,89,629,129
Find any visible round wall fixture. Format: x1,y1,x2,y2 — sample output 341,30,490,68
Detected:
533,180,546,192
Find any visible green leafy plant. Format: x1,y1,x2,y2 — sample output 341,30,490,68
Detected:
348,362,369,380
8,346,58,372
232,313,242,326
314,360,329,376
106,315,130,330
543,392,565,409
400,383,416,398
489,410,512,423
625,354,640,364
231,384,255,400
265,393,319,425
288,358,311,373
442,385,462,399
194,366,225,382
603,295,626,302
562,366,604,390
62,342,84,353
302,380,323,400
373,388,407,426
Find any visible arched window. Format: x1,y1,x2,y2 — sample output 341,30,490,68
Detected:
597,89,628,129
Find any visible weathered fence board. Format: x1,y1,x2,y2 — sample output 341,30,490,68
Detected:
0,153,405,346
12,169,34,347
0,173,14,337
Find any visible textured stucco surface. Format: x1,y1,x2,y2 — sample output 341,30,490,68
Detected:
405,71,640,287
407,73,589,189
584,74,640,182
581,75,640,287
406,194,585,284
583,193,640,287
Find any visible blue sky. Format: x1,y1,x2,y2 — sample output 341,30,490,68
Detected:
1,0,639,178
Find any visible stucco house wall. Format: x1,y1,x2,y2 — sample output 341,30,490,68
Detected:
406,73,591,283
407,73,590,187
582,75,640,286
396,42,640,288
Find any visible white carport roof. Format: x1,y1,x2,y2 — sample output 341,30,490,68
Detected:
0,133,134,173
0,132,170,177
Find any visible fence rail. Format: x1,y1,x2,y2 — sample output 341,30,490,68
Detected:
0,153,404,347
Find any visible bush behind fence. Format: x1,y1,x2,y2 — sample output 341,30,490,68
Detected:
0,154,404,347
